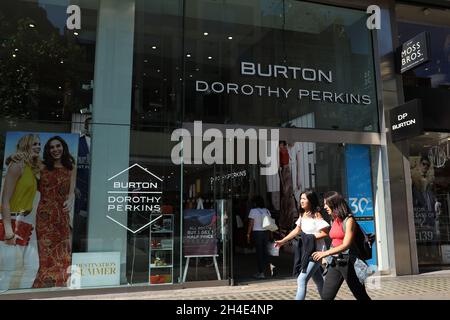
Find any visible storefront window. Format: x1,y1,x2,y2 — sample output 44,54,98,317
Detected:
183,0,378,132
397,4,450,132
1,0,382,295
0,0,97,122
409,133,450,268
128,0,184,286
229,142,378,280
397,5,450,90
0,0,98,291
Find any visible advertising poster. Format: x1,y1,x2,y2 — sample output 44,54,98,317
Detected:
70,252,120,288
0,131,78,290
183,209,218,256
345,144,377,267
410,155,440,243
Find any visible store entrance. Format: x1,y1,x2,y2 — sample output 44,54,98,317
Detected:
231,142,350,282
409,132,450,270
182,141,376,283
182,161,301,282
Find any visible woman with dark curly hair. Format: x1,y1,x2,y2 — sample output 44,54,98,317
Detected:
33,136,76,288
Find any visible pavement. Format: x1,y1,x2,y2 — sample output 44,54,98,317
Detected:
42,270,450,300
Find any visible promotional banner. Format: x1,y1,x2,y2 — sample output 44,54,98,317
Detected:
183,209,218,256
345,144,377,267
0,131,78,290
70,252,120,288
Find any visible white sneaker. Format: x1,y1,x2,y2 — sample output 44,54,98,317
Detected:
270,264,276,277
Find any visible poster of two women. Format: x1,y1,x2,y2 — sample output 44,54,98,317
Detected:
0,131,78,291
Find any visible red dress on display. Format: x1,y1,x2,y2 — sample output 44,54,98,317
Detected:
33,167,72,288
279,146,297,232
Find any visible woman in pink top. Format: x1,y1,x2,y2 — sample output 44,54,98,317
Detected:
311,191,371,300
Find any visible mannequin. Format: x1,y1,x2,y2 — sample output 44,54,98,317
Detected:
279,141,297,234
73,117,91,252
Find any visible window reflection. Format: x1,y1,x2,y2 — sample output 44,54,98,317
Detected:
0,0,97,122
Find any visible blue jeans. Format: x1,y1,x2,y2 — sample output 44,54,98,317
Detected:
295,260,324,300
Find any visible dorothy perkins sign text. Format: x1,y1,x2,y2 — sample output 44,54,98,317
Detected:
196,61,372,105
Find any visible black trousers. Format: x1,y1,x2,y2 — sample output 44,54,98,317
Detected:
321,257,371,300
253,231,269,273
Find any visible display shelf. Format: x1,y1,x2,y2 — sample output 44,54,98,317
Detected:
149,213,174,285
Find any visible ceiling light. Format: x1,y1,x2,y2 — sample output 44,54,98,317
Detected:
14,48,18,52
208,56,212,60
228,36,233,40
152,46,157,49
74,32,79,36
12,54,16,58
29,24,35,28
203,32,208,36
186,53,191,58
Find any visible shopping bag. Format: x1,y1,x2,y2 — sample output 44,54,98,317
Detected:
235,215,244,228
267,242,279,256
0,219,33,246
262,214,278,232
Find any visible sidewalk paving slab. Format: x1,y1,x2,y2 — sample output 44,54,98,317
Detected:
39,271,450,300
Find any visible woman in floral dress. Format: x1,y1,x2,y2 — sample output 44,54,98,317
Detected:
33,136,76,288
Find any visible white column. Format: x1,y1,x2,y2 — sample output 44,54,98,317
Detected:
88,0,135,284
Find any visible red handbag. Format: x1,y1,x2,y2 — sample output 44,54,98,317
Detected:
0,219,34,246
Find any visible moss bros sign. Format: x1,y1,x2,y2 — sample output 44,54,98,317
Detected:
398,32,431,74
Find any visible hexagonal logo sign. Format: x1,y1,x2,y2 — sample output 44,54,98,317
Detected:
106,163,163,233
